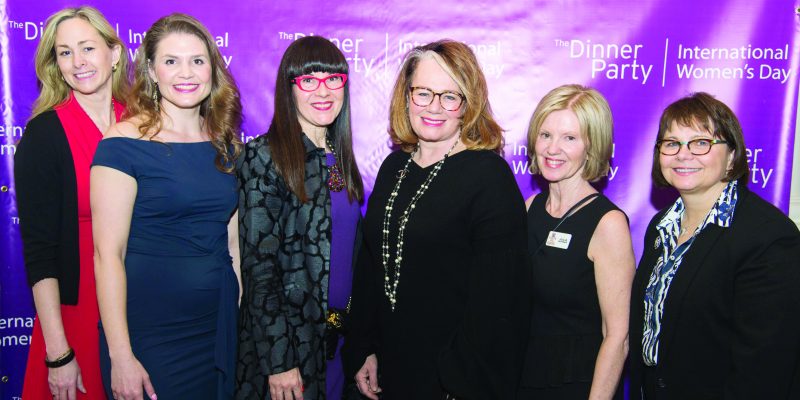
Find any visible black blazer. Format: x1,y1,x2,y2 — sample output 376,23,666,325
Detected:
629,185,800,400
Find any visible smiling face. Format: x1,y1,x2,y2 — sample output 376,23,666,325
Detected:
659,122,733,196
408,57,464,146
534,108,588,184
148,32,212,112
54,17,120,98
293,72,345,137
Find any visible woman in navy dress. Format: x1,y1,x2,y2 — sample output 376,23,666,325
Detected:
235,36,364,400
91,14,242,400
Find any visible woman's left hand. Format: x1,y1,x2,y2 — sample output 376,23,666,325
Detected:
355,354,381,400
48,356,86,400
268,367,304,400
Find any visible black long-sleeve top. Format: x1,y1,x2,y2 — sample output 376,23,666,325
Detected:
14,110,81,304
343,149,532,399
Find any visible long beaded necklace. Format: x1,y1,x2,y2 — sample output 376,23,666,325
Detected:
325,136,345,192
382,140,459,311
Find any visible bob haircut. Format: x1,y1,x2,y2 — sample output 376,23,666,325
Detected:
268,35,363,203
652,92,748,187
126,13,242,173
388,39,504,153
527,84,613,182
31,6,130,119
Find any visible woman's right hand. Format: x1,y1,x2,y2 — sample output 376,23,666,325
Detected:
48,356,85,400
355,354,382,400
110,354,156,400
268,367,304,400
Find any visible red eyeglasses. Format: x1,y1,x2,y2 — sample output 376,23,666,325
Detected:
291,73,348,92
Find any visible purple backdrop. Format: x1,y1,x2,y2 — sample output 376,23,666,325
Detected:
1,1,797,398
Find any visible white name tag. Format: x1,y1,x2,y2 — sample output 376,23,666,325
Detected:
546,231,572,249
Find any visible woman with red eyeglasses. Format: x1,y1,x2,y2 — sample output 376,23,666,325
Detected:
235,36,364,400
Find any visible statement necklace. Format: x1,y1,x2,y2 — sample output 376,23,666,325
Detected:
382,140,459,311
325,137,345,192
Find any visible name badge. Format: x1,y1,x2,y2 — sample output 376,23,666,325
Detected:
546,231,572,249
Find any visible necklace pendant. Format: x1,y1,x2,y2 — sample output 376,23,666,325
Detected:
327,163,345,192
325,136,345,192
396,169,407,179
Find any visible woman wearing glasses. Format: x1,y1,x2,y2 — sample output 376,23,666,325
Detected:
517,84,634,400
236,36,363,400
629,92,800,399
343,40,531,400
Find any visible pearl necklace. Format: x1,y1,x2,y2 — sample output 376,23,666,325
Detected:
382,140,459,311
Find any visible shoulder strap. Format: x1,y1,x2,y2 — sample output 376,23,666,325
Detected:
533,192,600,255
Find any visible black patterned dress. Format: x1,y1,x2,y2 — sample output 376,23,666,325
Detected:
235,134,331,399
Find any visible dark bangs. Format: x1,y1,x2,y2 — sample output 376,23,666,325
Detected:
284,36,348,78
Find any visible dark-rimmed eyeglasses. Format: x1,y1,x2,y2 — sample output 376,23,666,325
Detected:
657,138,728,156
409,86,464,112
291,73,348,92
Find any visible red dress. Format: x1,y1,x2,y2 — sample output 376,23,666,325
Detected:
22,92,123,399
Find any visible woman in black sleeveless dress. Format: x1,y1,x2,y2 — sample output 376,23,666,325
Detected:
517,84,635,400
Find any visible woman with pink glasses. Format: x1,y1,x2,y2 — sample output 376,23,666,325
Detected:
235,36,364,400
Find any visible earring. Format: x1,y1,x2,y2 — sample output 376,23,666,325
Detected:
152,82,160,113
112,63,118,72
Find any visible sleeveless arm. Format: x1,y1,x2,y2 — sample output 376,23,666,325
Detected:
588,209,635,399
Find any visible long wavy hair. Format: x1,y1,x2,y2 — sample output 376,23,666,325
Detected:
31,6,130,119
269,36,363,203
126,13,242,173
388,39,504,153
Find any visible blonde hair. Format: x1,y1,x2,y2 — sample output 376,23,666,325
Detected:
527,84,613,182
31,6,130,119
126,13,242,173
388,40,504,153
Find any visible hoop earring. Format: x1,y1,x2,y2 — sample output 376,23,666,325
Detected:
152,82,160,113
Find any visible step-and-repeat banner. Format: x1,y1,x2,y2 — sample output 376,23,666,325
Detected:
1,1,797,397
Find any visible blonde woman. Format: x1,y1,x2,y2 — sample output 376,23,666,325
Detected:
517,85,634,400
14,6,128,400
